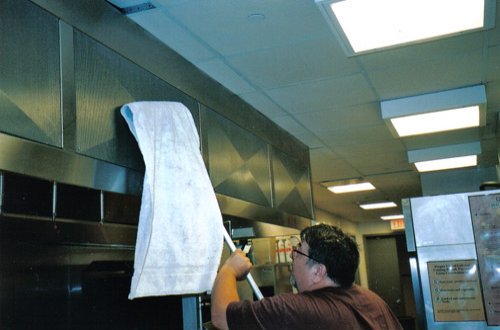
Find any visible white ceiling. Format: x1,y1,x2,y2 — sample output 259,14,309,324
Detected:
115,0,500,223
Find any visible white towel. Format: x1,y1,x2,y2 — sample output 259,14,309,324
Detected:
121,101,223,299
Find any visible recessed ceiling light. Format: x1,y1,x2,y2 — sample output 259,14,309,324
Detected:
381,85,487,138
414,155,477,173
247,13,266,22
316,0,492,54
381,214,404,221
390,106,479,137
360,201,397,210
408,142,481,173
328,182,375,194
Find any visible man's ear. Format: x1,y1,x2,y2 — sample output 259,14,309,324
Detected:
312,263,328,282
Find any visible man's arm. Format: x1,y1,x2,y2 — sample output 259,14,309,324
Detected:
211,250,252,330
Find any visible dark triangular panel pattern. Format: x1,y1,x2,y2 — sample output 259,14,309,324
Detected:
0,90,53,144
0,0,61,147
215,164,270,206
272,148,313,218
206,110,272,207
74,31,198,170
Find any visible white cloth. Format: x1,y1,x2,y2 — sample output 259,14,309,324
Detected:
121,101,223,299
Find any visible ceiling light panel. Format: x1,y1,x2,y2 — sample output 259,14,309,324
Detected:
315,0,495,55
360,201,397,210
415,155,478,173
328,182,375,194
381,85,487,137
390,106,479,137
381,214,404,221
408,142,481,172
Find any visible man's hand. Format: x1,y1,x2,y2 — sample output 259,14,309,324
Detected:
211,249,254,329
221,249,253,281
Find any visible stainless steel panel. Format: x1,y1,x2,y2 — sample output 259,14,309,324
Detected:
227,217,301,239
410,193,475,247
409,256,427,330
416,244,491,330
402,198,416,252
203,108,272,207
217,194,312,231
272,148,314,219
74,30,199,170
0,133,142,196
0,0,61,147
60,20,77,151
30,0,309,165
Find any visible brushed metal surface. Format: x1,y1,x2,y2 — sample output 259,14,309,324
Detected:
29,0,309,164
203,109,272,208
272,147,314,219
408,191,500,329
60,20,77,151
2,0,314,231
0,133,142,196
0,0,61,146
217,194,312,231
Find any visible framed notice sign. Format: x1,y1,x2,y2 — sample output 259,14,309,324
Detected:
428,260,485,322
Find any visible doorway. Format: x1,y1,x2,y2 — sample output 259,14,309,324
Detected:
365,234,417,330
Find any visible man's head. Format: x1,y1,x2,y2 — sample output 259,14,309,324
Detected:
292,224,359,289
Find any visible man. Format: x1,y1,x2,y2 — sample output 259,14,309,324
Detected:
211,224,403,330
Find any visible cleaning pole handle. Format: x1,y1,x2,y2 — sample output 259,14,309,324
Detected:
222,227,264,301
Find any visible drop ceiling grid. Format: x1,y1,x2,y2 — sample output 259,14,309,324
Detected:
310,157,361,182
160,0,331,56
266,74,377,114
366,49,485,101
315,123,395,147
293,102,383,132
357,32,486,71
222,38,361,89
486,45,500,81
129,9,217,62
194,57,256,94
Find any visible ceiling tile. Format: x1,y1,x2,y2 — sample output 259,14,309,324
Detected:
294,102,382,132
358,32,484,71
292,130,325,149
487,45,500,81
486,81,500,109
194,58,255,94
272,115,309,136
368,49,484,100
311,157,361,182
267,74,376,114
238,91,288,119
225,37,361,89
129,9,216,62
316,124,394,147
163,0,331,55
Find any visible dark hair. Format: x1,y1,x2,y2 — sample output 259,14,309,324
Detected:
300,224,359,287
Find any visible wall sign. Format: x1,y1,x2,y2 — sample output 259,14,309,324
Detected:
428,260,485,322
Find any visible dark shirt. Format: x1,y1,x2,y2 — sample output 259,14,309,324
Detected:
226,285,403,330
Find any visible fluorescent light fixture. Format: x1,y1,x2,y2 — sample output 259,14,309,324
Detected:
360,201,397,210
328,182,375,194
381,85,487,137
390,106,479,137
415,155,477,172
408,142,481,173
315,0,495,55
381,214,404,221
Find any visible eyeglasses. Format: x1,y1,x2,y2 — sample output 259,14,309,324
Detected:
291,244,321,263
